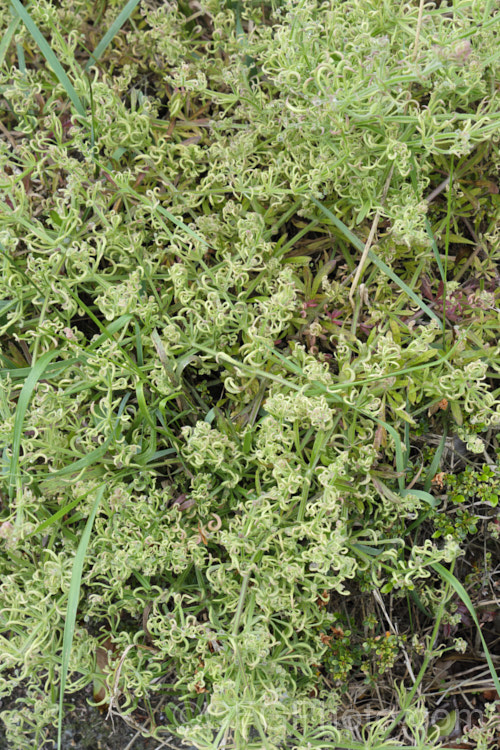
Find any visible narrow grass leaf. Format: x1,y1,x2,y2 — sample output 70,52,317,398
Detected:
374,419,406,492
135,381,156,428
44,438,112,478
309,196,365,252
135,319,143,366
400,488,438,508
0,7,24,67
310,196,443,328
28,496,84,538
366,253,443,329
16,41,26,74
432,562,500,696
87,314,133,351
8,349,59,502
57,485,105,750
423,428,448,492
40,394,130,479
403,401,410,468
152,202,211,247
9,0,86,117
145,448,177,464
409,588,432,619
85,0,142,71
0,358,77,380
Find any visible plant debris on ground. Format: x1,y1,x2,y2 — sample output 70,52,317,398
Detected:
0,1,499,749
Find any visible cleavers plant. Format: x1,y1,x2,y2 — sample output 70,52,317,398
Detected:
0,0,499,748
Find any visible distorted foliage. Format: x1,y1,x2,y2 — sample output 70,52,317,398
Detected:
0,0,499,748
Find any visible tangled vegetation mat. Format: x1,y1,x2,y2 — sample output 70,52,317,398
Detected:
0,0,499,748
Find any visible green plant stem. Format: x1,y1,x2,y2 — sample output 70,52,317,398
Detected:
380,563,454,742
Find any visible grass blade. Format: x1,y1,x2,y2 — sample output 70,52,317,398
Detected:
85,0,142,71
42,438,112,478
309,196,443,329
309,196,365,253
27,496,85,538
368,252,443,328
42,393,131,478
432,562,500,696
424,217,445,283
57,486,105,750
0,358,77,380
0,6,25,68
15,42,26,74
423,427,448,492
9,0,86,117
400,488,438,508
7,349,59,504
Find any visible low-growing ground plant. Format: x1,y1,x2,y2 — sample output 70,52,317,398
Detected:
0,0,499,748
